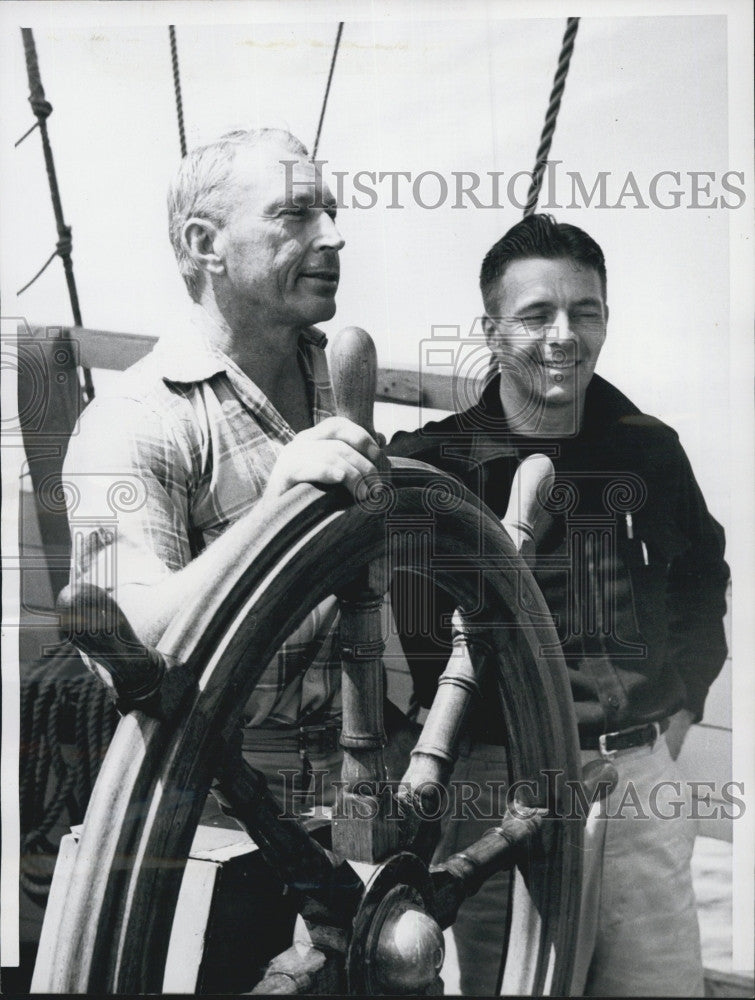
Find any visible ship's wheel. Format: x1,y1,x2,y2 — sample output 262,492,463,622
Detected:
35,329,609,996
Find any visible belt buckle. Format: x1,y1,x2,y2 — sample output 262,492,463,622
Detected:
599,721,661,761
598,731,619,761
299,723,340,756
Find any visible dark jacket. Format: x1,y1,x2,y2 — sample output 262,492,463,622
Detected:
387,374,729,742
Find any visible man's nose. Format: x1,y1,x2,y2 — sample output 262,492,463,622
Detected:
544,309,575,341
313,211,345,251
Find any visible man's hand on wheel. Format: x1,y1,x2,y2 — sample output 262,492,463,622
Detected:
265,416,382,501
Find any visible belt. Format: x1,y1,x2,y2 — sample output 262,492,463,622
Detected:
581,718,669,759
242,722,341,756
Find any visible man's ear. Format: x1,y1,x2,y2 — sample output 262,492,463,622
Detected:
183,218,225,278
482,314,500,352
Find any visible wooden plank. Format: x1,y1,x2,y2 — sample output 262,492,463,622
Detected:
30,834,79,992
33,825,281,995
20,330,85,601
703,968,755,997
32,325,157,371
376,367,481,411
75,328,156,371
163,857,218,992
18,487,55,613
32,327,476,411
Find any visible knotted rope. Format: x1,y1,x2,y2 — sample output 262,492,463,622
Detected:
17,28,83,328
523,17,580,216
169,25,187,158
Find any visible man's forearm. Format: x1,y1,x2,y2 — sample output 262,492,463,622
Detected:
114,492,293,647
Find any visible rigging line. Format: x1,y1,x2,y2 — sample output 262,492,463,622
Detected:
523,17,580,217
18,28,83,328
15,120,40,148
311,22,344,161
485,17,581,383
17,247,58,296
169,25,187,158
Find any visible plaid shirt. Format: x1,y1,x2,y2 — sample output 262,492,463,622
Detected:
63,304,342,728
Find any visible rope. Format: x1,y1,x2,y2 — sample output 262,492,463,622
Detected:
87,680,107,776
168,26,187,158
484,16,581,385
19,678,39,827
311,22,344,161
523,17,580,217
15,120,42,148
32,687,76,845
20,663,119,901
17,29,83,327
17,248,58,296
74,677,91,809
29,682,54,831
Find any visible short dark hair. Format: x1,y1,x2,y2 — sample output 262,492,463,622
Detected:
479,214,607,314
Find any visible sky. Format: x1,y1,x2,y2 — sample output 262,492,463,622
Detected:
1,0,753,971
2,5,749,528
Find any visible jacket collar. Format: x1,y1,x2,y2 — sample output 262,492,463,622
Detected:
462,372,642,466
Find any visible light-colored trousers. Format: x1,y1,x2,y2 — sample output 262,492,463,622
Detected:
435,736,704,996
572,738,703,997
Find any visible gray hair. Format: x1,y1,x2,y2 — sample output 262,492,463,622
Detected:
167,128,308,300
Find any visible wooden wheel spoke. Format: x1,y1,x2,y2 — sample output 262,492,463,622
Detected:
400,611,490,813
215,756,363,923
431,804,549,929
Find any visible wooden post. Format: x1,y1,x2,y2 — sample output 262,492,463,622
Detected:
329,327,400,862
400,610,487,817
401,455,556,802
501,453,555,563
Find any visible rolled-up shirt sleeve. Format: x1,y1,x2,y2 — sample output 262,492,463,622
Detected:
62,395,194,597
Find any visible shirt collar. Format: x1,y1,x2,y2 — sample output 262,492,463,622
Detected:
152,302,327,385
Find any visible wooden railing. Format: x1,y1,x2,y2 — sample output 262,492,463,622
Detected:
28,324,466,412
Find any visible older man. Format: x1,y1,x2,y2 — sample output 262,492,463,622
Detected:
389,214,729,996
63,128,382,809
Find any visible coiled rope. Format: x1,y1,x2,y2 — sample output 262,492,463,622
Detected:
523,17,580,216
20,655,118,903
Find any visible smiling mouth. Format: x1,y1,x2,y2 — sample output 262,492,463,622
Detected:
299,271,339,283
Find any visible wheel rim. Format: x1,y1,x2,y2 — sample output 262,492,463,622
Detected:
42,460,581,995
